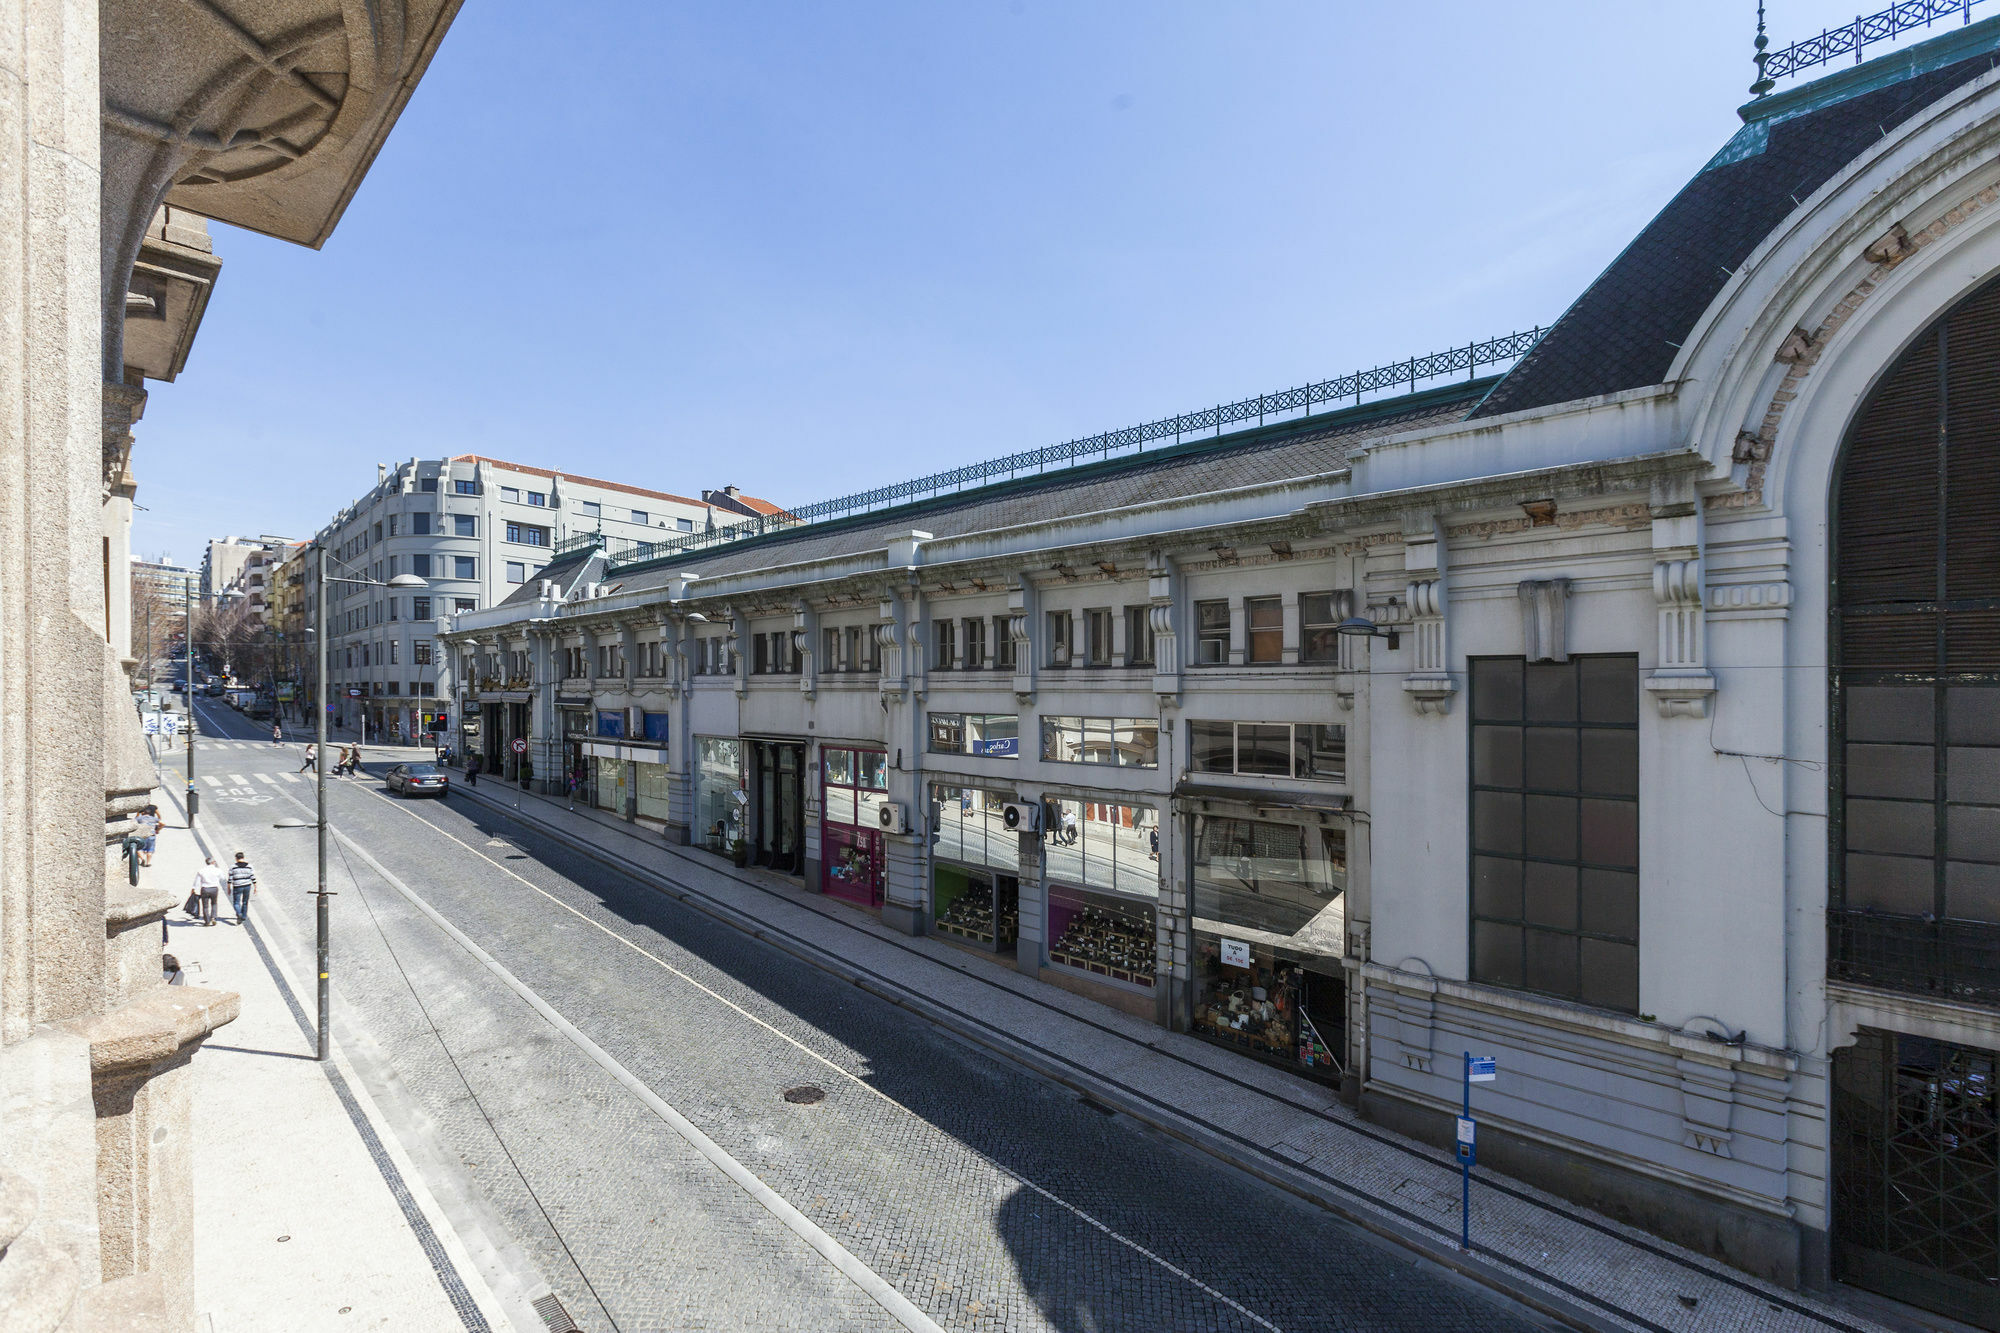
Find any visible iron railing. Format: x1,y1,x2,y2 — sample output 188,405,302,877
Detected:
554,327,1544,569
1759,0,1982,86
1828,908,2000,1005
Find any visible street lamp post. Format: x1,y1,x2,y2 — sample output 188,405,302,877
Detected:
184,576,197,817
277,543,425,1061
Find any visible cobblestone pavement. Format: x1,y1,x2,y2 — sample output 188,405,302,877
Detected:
185,711,1554,1333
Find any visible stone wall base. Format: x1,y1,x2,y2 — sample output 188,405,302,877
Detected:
1361,1084,1805,1288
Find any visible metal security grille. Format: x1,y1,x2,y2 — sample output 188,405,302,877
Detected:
1833,1029,2000,1328
1830,273,2000,1003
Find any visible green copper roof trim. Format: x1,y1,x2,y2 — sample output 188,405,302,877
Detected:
1738,12,2000,126
608,376,1498,580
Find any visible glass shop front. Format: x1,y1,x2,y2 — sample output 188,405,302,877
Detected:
1189,813,1348,1082
694,736,743,854
928,783,1020,954
820,746,886,907
1042,798,1160,990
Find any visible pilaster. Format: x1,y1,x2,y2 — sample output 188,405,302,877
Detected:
1643,473,1716,718
1399,511,1455,714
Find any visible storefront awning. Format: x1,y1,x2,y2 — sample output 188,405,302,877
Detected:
1172,780,1347,817
583,741,670,764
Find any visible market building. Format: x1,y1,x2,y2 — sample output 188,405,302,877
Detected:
445,23,2000,1326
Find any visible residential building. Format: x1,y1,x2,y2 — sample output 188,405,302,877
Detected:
217,539,300,626
0,0,461,1326
130,555,195,605
306,455,776,743
447,24,2000,1327
197,534,267,599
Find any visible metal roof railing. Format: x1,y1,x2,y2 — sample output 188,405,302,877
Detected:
553,325,1544,569
1755,0,1983,89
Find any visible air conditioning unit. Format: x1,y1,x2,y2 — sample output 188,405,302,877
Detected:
878,801,911,834
1001,801,1041,833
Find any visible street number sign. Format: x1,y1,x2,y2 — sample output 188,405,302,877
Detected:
1468,1056,1497,1082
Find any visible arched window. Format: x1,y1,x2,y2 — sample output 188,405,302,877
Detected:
1831,272,2000,1000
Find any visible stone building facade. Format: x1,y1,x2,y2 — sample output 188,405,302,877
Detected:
0,2,463,1328
447,24,2000,1327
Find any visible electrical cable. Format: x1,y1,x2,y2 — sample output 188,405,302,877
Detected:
326,816,626,1333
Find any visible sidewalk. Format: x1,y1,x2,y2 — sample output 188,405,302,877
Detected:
146,783,527,1333
450,778,1905,1333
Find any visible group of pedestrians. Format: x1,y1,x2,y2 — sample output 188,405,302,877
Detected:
189,852,255,927
297,742,363,776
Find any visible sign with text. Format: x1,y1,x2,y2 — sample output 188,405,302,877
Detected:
1467,1056,1497,1083
1220,938,1252,969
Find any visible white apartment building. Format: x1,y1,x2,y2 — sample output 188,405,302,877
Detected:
308,454,778,742
198,534,274,599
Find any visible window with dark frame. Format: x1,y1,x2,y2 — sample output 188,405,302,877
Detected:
1189,720,1344,781
934,619,956,671
1301,592,1344,663
1085,609,1113,666
1195,600,1229,664
1125,606,1155,667
1046,610,1072,666
993,616,1015,670
962,616,986,670
1468,655,1640,1013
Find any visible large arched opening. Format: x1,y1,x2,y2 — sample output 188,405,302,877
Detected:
1828,271,2000,1327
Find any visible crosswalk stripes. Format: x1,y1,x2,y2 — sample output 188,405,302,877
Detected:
200,774,222,787
279,772,301,783
253,772,276,785
228,774,248,786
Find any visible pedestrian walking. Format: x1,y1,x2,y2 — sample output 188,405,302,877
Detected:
226,852,256,924
466,752,481,787
133,805,160,867
299,742,317,773
271,721,282,743
192,856,224,927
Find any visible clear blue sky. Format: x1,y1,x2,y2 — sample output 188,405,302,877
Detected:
131,0,1955,564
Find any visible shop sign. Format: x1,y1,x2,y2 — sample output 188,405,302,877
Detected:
556,695,590,707
972,736,1018,757
1219,938,1252,969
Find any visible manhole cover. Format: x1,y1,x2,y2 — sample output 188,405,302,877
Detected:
782,1085,826,1105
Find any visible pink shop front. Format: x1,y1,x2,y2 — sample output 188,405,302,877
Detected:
819,745,887,909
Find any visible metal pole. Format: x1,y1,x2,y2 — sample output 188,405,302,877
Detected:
315,543,331,1062
1461,1051,1472,1252
185,578,197,818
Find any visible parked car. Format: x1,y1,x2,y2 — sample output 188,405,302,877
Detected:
385,763,448,798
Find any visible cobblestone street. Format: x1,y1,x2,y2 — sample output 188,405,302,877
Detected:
181,701,1552,1332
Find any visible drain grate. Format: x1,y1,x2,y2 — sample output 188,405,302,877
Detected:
782,1084,827,1105
532,1292,580,1333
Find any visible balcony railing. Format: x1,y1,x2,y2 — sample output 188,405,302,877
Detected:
1757,0,1983,87
1828,908,2000,1004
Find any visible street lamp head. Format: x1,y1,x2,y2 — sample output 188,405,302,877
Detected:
1335,615,1400,650
385,574,428,589
272,816,317,829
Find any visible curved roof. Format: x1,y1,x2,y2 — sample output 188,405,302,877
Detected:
1472,24,2000,420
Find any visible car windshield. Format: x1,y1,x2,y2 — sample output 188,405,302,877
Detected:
404,764,441,776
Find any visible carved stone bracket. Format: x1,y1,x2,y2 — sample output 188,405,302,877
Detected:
1401,577,1455,714
1675,1055,1737,1158
1147,553,1179,704
1518,578,1571,663
102,381,147,499
1646,477,1716,718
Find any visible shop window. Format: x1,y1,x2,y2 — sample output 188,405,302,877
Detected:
993,616,1016,670
1085,609,1113,666
1043,798,1160,901
962,617,986,670
1301,592,1346,664
596,710,625,739
695,737,742,853
1469,655,1640,1012
928,783,1022,873
933,619,956,671
929,712,1019,758
1246,597,1283,663
1193,816,1346,938
1125,606,1155,667
1047,884,1156,986
1046,610,1073,667
1039,716,1159,767
1189,720,1345,782
821,747,887,907
641,711,669,742
931,862,1019,953
1195,600,1229,664
636,762,671,821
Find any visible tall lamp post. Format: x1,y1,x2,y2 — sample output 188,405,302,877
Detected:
275,543,426,1061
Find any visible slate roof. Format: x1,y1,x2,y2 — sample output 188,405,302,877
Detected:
495,547,604,608
1471,33,2000,419
601,381,1488,591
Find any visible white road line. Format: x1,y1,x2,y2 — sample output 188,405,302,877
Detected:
365,790,1283,1333
253,773,277,785
200,774,223,787
280,772,301,784
228,773,249,786
270,786,947,1333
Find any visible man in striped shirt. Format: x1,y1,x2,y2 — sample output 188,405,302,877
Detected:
226,852,257,925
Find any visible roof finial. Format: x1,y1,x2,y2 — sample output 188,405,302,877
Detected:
1751,1,1776,97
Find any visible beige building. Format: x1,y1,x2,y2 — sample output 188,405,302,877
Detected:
0,4,464,1330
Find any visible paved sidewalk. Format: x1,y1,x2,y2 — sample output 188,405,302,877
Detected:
448,777,1905,1333
146,784,527,1333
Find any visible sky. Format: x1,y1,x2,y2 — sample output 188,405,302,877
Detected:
129,0,1974,565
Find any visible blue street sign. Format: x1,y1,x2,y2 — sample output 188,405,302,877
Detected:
1468,1055,1497,1082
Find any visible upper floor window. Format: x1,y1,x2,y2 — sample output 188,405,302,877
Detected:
526,491,547,507
676,517,695,532
412,595,432,620
1195,600,1229,664
1245,596,1282,664
1045,610,1073,667
1085,609,1113,666
500,487,521,503
994,616,1016,671
1190,720,1344,782
453,597,476,612
933,619,957,671
506,562,526,584
411,512,432,536
962,617,987,670
453,556,477,580
629,509,648,525
752,630,795,674
419,477,438,493
1125,607,1155,667
453,514,476,538
453,479,479,496
506,522,550,546
414,640,433,666
1469,655,1639,1013
1302,591,1346,664
577,500,601,518
388,514,400,536
929,712,1019,758
1040,715,1159,768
